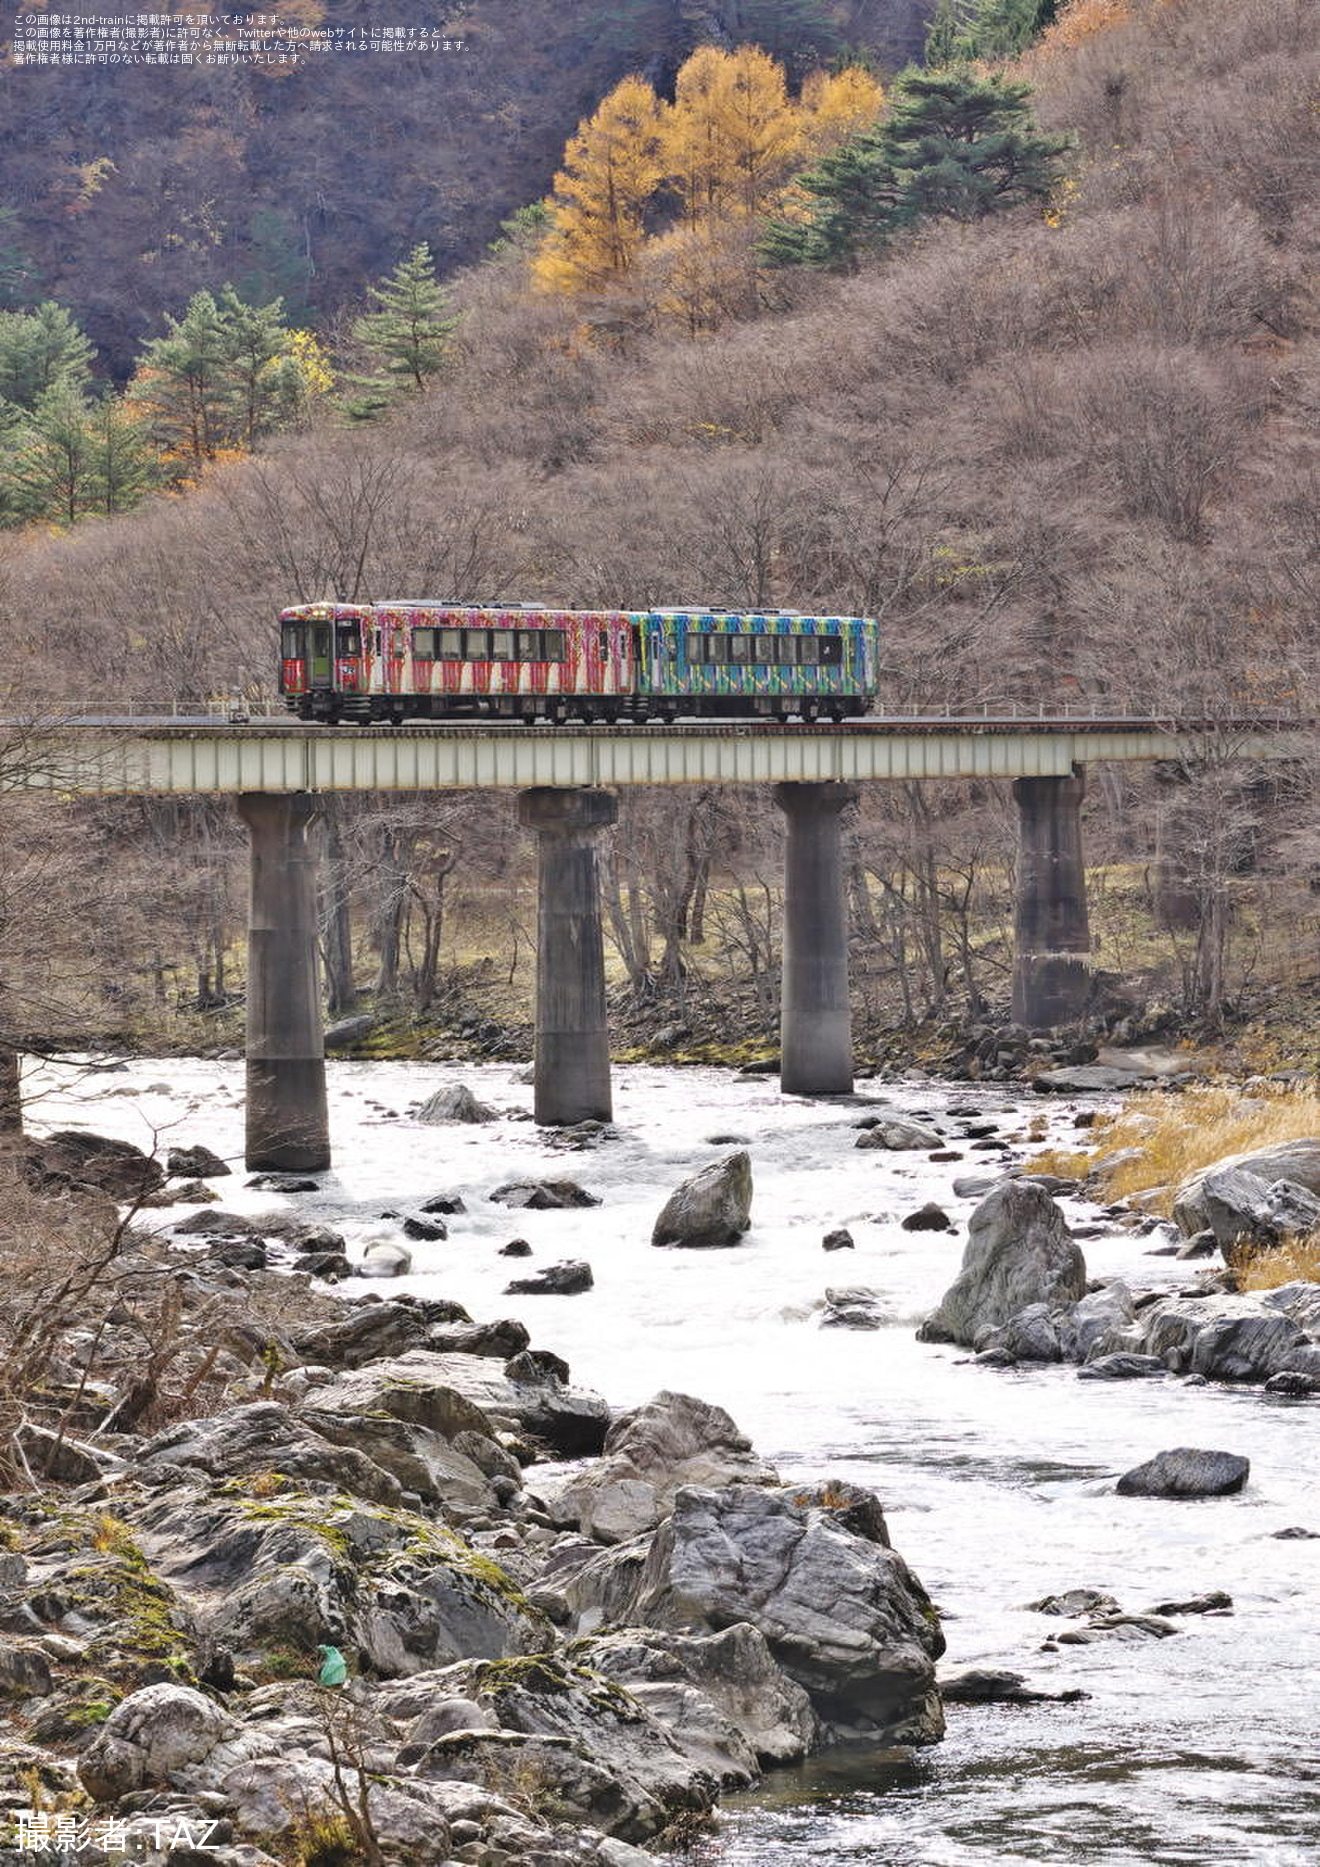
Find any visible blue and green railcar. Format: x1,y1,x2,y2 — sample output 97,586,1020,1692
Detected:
637,610,877,721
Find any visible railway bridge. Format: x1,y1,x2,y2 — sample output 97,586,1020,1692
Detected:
17,713,1312,1170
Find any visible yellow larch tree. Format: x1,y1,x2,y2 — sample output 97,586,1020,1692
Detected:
798,65,884,159
531,76,666,295
663,44,806,232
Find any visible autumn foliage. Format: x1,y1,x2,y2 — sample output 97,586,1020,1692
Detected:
532,47,883,313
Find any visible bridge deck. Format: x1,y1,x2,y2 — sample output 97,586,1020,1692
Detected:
11,717,1310,795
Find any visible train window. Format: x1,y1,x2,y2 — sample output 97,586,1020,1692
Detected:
685,633,705,662
795,637,818,665
542,630,566,662
438,628,463,658
312,624,331,660
462,629,489,659
281,624,302,659
599,629,610,658
706,634,729,664
489,630,514,660
819,636,843,666
517,629,539,659
412,627,436,659
729,634,751,664
336,622,361,656
753,636,777,664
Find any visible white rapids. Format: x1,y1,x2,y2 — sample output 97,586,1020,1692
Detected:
25,1056,1320,1867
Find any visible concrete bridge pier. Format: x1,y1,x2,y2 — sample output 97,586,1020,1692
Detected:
518,787,618,1126
1011,765,1092,1029
774,782,859,1096
237,791,330,1171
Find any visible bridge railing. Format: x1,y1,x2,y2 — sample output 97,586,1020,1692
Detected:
46,696,1313,728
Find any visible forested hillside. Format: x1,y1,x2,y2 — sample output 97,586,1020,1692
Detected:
0,0,1315,1055
0,0,934,375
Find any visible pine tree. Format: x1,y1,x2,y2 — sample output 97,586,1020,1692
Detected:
531,79,667,295
347,243,458,418
926,0,1059,64
761,129,903,270
86,396,162,516
128,287,315,461
765,66,1071,268
128,291,239,464
883,67,1072,223
217,286,295,449
4,381,96,526
0,210,37,312
0,302,94,412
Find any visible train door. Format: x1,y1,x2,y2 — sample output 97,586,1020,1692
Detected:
280,619,306,695
308,618,333,692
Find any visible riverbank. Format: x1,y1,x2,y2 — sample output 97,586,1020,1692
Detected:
2,1060,1317,1865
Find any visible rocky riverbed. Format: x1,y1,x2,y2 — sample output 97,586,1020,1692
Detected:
2,1059,1318,1866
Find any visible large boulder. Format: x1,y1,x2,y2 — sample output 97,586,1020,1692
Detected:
131,1485,552,1676
546,1393,778,1544
312,1348,610,1458
31,1129,164,1199
78,1683,239,1801
652,1153,752,1250
417,1084,498,1125
1173,1140,1320,1237
917,1180,1086,1348
565,1484,943,1740
1115,1448,1249,1497
1188,1312,1307,1382
298,1362,515,1506
1138,1294,1309,1380
293,1298,448,1368
393,1655,719,1844
135,1400,407,1508
1032,1065,1148,1094
577,1623,819,1773
1173,1168,1320,1265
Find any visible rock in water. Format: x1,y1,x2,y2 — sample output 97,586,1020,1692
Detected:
416,1083,498,1124
854,1118,943,1151
917,1180,1086,1347
490,1179,600,1210
359,1241,413,1278
1115,1448,1250,1497
632,1484,944,1740
549,1391,778,1544
402,1213,448,1241
166,1144,231,1178
902,1202,952,1232
33,1130,163,1199
820,1287,887,1330
504,1259,594,1296
652,1152,752,1249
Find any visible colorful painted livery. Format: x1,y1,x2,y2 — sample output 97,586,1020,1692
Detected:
278,601,879,724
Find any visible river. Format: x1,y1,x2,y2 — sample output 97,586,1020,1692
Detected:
29,1057,1320,1867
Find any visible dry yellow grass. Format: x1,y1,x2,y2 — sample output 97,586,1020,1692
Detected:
1236,1236,1320,1291
1027,1082,1320,1219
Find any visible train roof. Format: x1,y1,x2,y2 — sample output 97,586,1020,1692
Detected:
279,601,875,623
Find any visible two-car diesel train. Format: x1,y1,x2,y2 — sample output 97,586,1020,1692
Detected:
278,601,880,724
